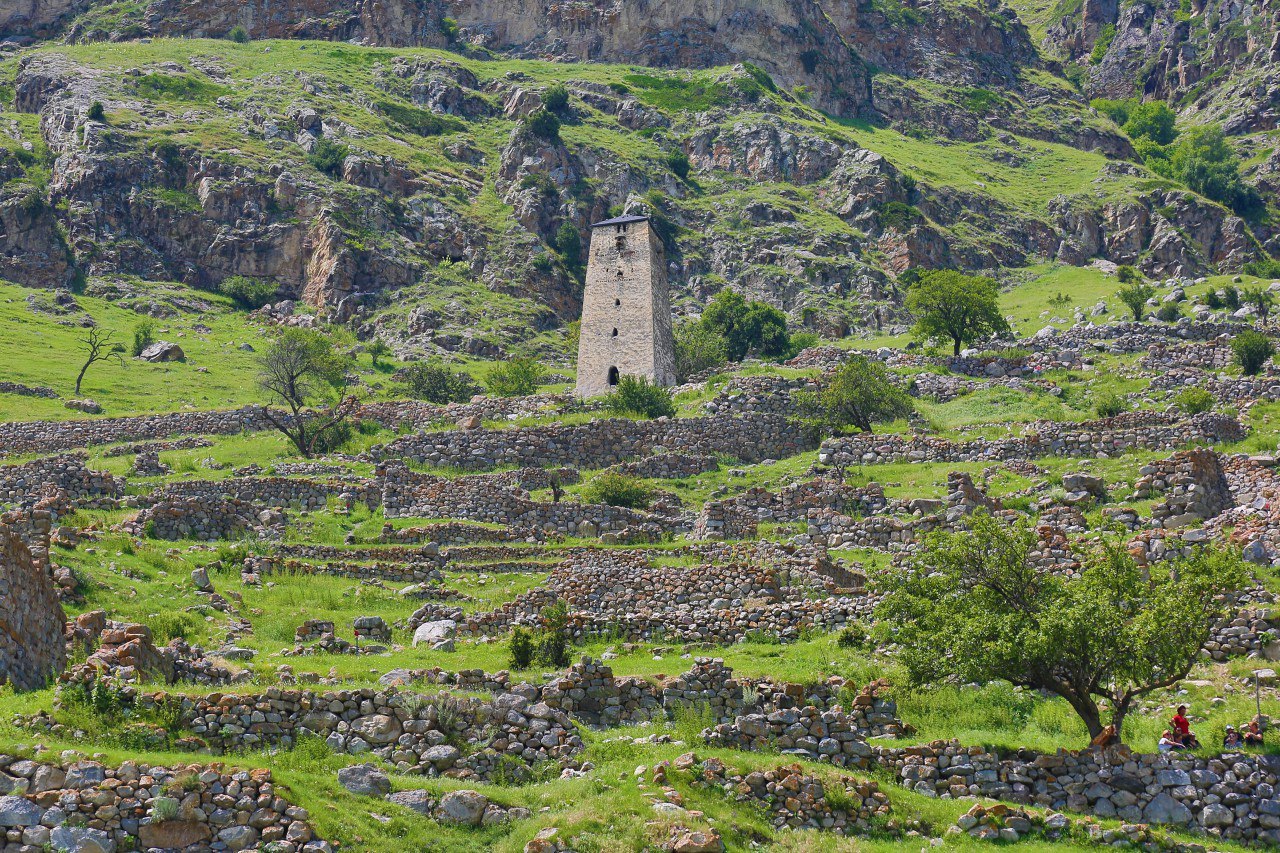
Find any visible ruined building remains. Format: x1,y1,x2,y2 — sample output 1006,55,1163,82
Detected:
575,215,677,397
0,503,67,691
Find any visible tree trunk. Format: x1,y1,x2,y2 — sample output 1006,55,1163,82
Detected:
952,338,962,356
1063,692,1105,741
75,361,90,395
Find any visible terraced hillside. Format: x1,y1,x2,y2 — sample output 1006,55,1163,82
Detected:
3,261,1280,852
3,0,1280,850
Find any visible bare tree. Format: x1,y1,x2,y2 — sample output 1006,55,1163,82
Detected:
74,327,125,396
258,328,357,458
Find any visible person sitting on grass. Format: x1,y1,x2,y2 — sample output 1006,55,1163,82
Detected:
1171,705,1200,748
1223,725,1242,748
1244,719,1265,745
1158,730,1185,752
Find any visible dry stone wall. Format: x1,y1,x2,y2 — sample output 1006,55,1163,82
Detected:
0,406,275,456
370,413,814,471
874,740,1280,845
820,412,1245,467
0,755,325,853
0,453,122,509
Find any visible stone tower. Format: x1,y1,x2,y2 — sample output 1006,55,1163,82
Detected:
575,215,677,398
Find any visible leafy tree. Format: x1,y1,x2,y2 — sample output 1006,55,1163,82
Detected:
1173,387,1215,415
1122,102,1177,145
1243,259,1280,278
366,338,392,367
308,137,349,177
905,270,1010,356
1164,125,1258,215
524,109,560,142
1222,284,1241,310
257,328,356,457
509,627,535,670
75,326,125,395
131,320,155,358
486,357,546,397
875,513,1248,741
666,151,691,180
1115,265,1141,284
1242,285,1275,323
399,363,481,403
581,472,652,509
87,101,105,122
1232,330,1275,376
227,25,250,43
542,84,569,113
673,321,728,381
796,355,914,435
1115,282,1155,321
605,375,676,418
555,221,582,273
700,289,791,361
219,275,277,309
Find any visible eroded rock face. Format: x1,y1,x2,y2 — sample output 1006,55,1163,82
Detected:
447,0,871,117
0,503,67,692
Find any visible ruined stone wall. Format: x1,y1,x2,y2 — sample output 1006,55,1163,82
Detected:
0,453,123,508
820,412,1244,467
373,412,814,471
0,756,322,852
0,504,66,691
0,406,275,456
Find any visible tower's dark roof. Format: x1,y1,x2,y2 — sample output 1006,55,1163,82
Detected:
591,214,649,227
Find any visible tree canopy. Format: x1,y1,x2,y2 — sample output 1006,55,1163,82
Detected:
874,513,1248,742
257,328,355,457
796,354,913,435
699,289,792,361
904,270,1010,356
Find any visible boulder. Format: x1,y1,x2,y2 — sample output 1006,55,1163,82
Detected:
438,789,488,826
0,796,42,826
413,619,457,647
671,829,726,852
337,763,391,797
138,820,212,849
387,789,434,815
139,341,185,362
351,714,402,745
1143,791,1192,824
50,825,115,853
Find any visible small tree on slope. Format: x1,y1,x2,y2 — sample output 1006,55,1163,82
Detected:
874,512,1247,743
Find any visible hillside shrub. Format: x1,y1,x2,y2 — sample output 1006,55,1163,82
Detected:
1155,301,1182,323
604,375,676,418
1232,330,1275,376
1174,387,1215,415
399,363,480,403
131,320,155,357
486,357,546,397
227,25,249,43
308,137,349,177
1095,392,1126,418
581,472,652,509
674,321,728,381
524,109,560,142
219,275,277,309
1243,259,1280,278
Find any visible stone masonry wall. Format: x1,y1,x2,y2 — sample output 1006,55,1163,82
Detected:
0,503,66,691
371,413,814,471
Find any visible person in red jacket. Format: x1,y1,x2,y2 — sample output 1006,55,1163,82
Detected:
1171,705,1200,748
